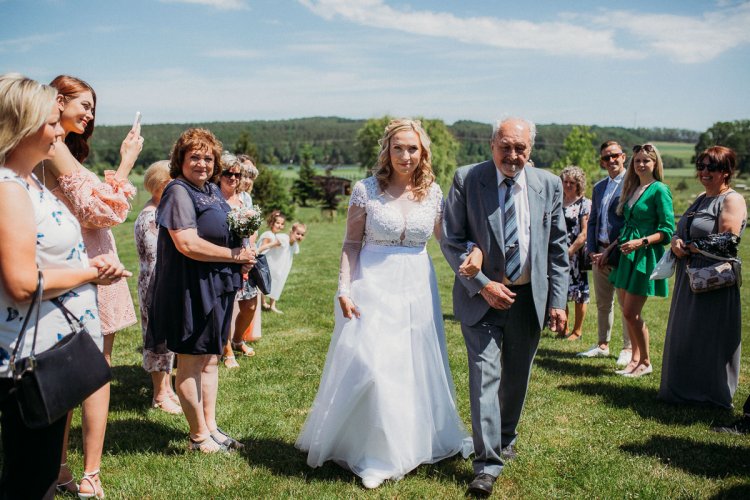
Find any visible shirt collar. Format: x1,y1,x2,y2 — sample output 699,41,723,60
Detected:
496,165,528,189
608,170,625,185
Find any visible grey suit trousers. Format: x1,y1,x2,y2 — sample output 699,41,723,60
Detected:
461,285,540,477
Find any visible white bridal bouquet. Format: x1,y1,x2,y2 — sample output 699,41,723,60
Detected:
227,205,263,246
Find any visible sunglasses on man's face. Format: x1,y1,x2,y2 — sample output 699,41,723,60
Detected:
222,171,241,179
696,162,722,172
601,152,623,162
632,144,655,154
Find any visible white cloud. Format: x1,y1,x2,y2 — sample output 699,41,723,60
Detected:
0,33,61,53
201,48,263,59
159,0,249,11
599,3,750,63
297,0,642,59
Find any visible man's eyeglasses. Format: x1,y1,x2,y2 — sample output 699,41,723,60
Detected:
601,152,623,162
696,162,722,172
632,144,655,154
221,171,241,179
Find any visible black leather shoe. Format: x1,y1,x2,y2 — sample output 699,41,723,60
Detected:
501,444,517,461
467,473,496,497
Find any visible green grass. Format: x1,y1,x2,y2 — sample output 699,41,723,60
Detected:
272,164,363,181
55,178,750,499
652,142,696,162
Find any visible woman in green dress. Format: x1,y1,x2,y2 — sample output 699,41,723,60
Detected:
609,144,674,378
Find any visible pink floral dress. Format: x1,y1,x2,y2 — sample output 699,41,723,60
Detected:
52,168,137,334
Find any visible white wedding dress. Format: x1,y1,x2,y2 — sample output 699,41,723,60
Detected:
296,176,471,484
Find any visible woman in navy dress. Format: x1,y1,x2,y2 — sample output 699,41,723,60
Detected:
148,128,256,453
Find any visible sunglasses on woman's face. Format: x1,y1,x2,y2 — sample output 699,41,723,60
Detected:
222,171,241,179
696,162,722,172
632,144,655,153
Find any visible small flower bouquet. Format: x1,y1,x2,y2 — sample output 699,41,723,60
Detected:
227,205,263,246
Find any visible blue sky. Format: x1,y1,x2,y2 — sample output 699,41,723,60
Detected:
2,0,749,130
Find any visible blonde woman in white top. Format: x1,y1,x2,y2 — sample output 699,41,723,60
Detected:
0,73,128,500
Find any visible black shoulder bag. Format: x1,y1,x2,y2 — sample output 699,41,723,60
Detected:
10,272,112,429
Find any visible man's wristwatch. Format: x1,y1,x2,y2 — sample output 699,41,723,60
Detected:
641,238,649,248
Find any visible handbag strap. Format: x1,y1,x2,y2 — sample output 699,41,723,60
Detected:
51,297,85,335
10,270,44,366
684,194,706,238
692,248,738,263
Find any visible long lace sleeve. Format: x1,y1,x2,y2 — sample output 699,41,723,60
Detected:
56,168,136,229
433,183,444,241
337,181,368,297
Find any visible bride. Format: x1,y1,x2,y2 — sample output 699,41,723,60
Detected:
296,119,475,489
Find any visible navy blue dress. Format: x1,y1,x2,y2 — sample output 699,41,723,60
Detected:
148,178,241,355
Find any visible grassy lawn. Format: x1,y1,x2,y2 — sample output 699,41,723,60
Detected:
652,142,696,162
54,177,749,499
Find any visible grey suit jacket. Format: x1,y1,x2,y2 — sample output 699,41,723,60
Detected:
441,160,569,329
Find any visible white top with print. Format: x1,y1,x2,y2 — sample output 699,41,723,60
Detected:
0,167,101,378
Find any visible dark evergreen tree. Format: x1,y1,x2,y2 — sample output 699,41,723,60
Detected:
292,144,322,206
234,130,259,161
253,164,295,219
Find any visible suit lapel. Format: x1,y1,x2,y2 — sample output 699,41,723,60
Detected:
526,167,544,260
479,161,504,248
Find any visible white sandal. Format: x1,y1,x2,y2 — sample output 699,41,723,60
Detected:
78,469,104,499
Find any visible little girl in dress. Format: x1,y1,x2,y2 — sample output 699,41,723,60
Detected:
257,211,306,314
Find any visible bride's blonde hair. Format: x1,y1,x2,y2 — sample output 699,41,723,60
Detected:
372,119,434,201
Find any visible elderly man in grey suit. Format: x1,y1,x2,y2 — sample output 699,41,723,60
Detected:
441,117,569,497
576,140,632,366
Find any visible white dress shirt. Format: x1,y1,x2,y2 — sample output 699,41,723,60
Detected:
497,168,531,285
597,171,625,244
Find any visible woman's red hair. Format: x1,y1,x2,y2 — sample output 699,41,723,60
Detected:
49,75,96,162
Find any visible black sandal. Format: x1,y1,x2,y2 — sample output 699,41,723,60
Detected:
211,427,245,450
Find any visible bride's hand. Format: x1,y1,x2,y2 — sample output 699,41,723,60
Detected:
459,245,483,278
338,295,360,319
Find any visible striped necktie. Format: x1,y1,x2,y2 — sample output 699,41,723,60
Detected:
503,177,521,283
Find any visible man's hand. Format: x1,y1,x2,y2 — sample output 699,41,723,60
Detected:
479,281,516,310
548,308,567,333
590,251,602,267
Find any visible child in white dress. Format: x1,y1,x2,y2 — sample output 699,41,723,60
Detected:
257,213,306,314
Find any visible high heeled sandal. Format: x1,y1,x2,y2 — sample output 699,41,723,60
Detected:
231,341,255,357
56,462,78,495
78,469,104,499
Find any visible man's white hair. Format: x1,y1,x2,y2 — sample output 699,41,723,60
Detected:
491,117,536,148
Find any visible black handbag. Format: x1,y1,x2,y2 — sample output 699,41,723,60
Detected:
580,249,593,271
247,253,272,295
10,272,112,429
605,245,621,267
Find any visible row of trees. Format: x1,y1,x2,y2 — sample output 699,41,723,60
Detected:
87,118,705,173
86,118,750,220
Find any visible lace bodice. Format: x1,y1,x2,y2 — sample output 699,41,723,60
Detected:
349,176,443,247
337,177,443,295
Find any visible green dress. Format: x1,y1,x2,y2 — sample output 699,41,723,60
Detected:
610,181,675,297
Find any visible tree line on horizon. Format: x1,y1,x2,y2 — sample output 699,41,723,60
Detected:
84,117,748,219
85,116,712,172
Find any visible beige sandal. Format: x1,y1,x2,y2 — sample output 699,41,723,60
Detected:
152,397,182,415
223,355,239,369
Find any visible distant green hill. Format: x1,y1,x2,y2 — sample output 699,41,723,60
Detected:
87,117,698,172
